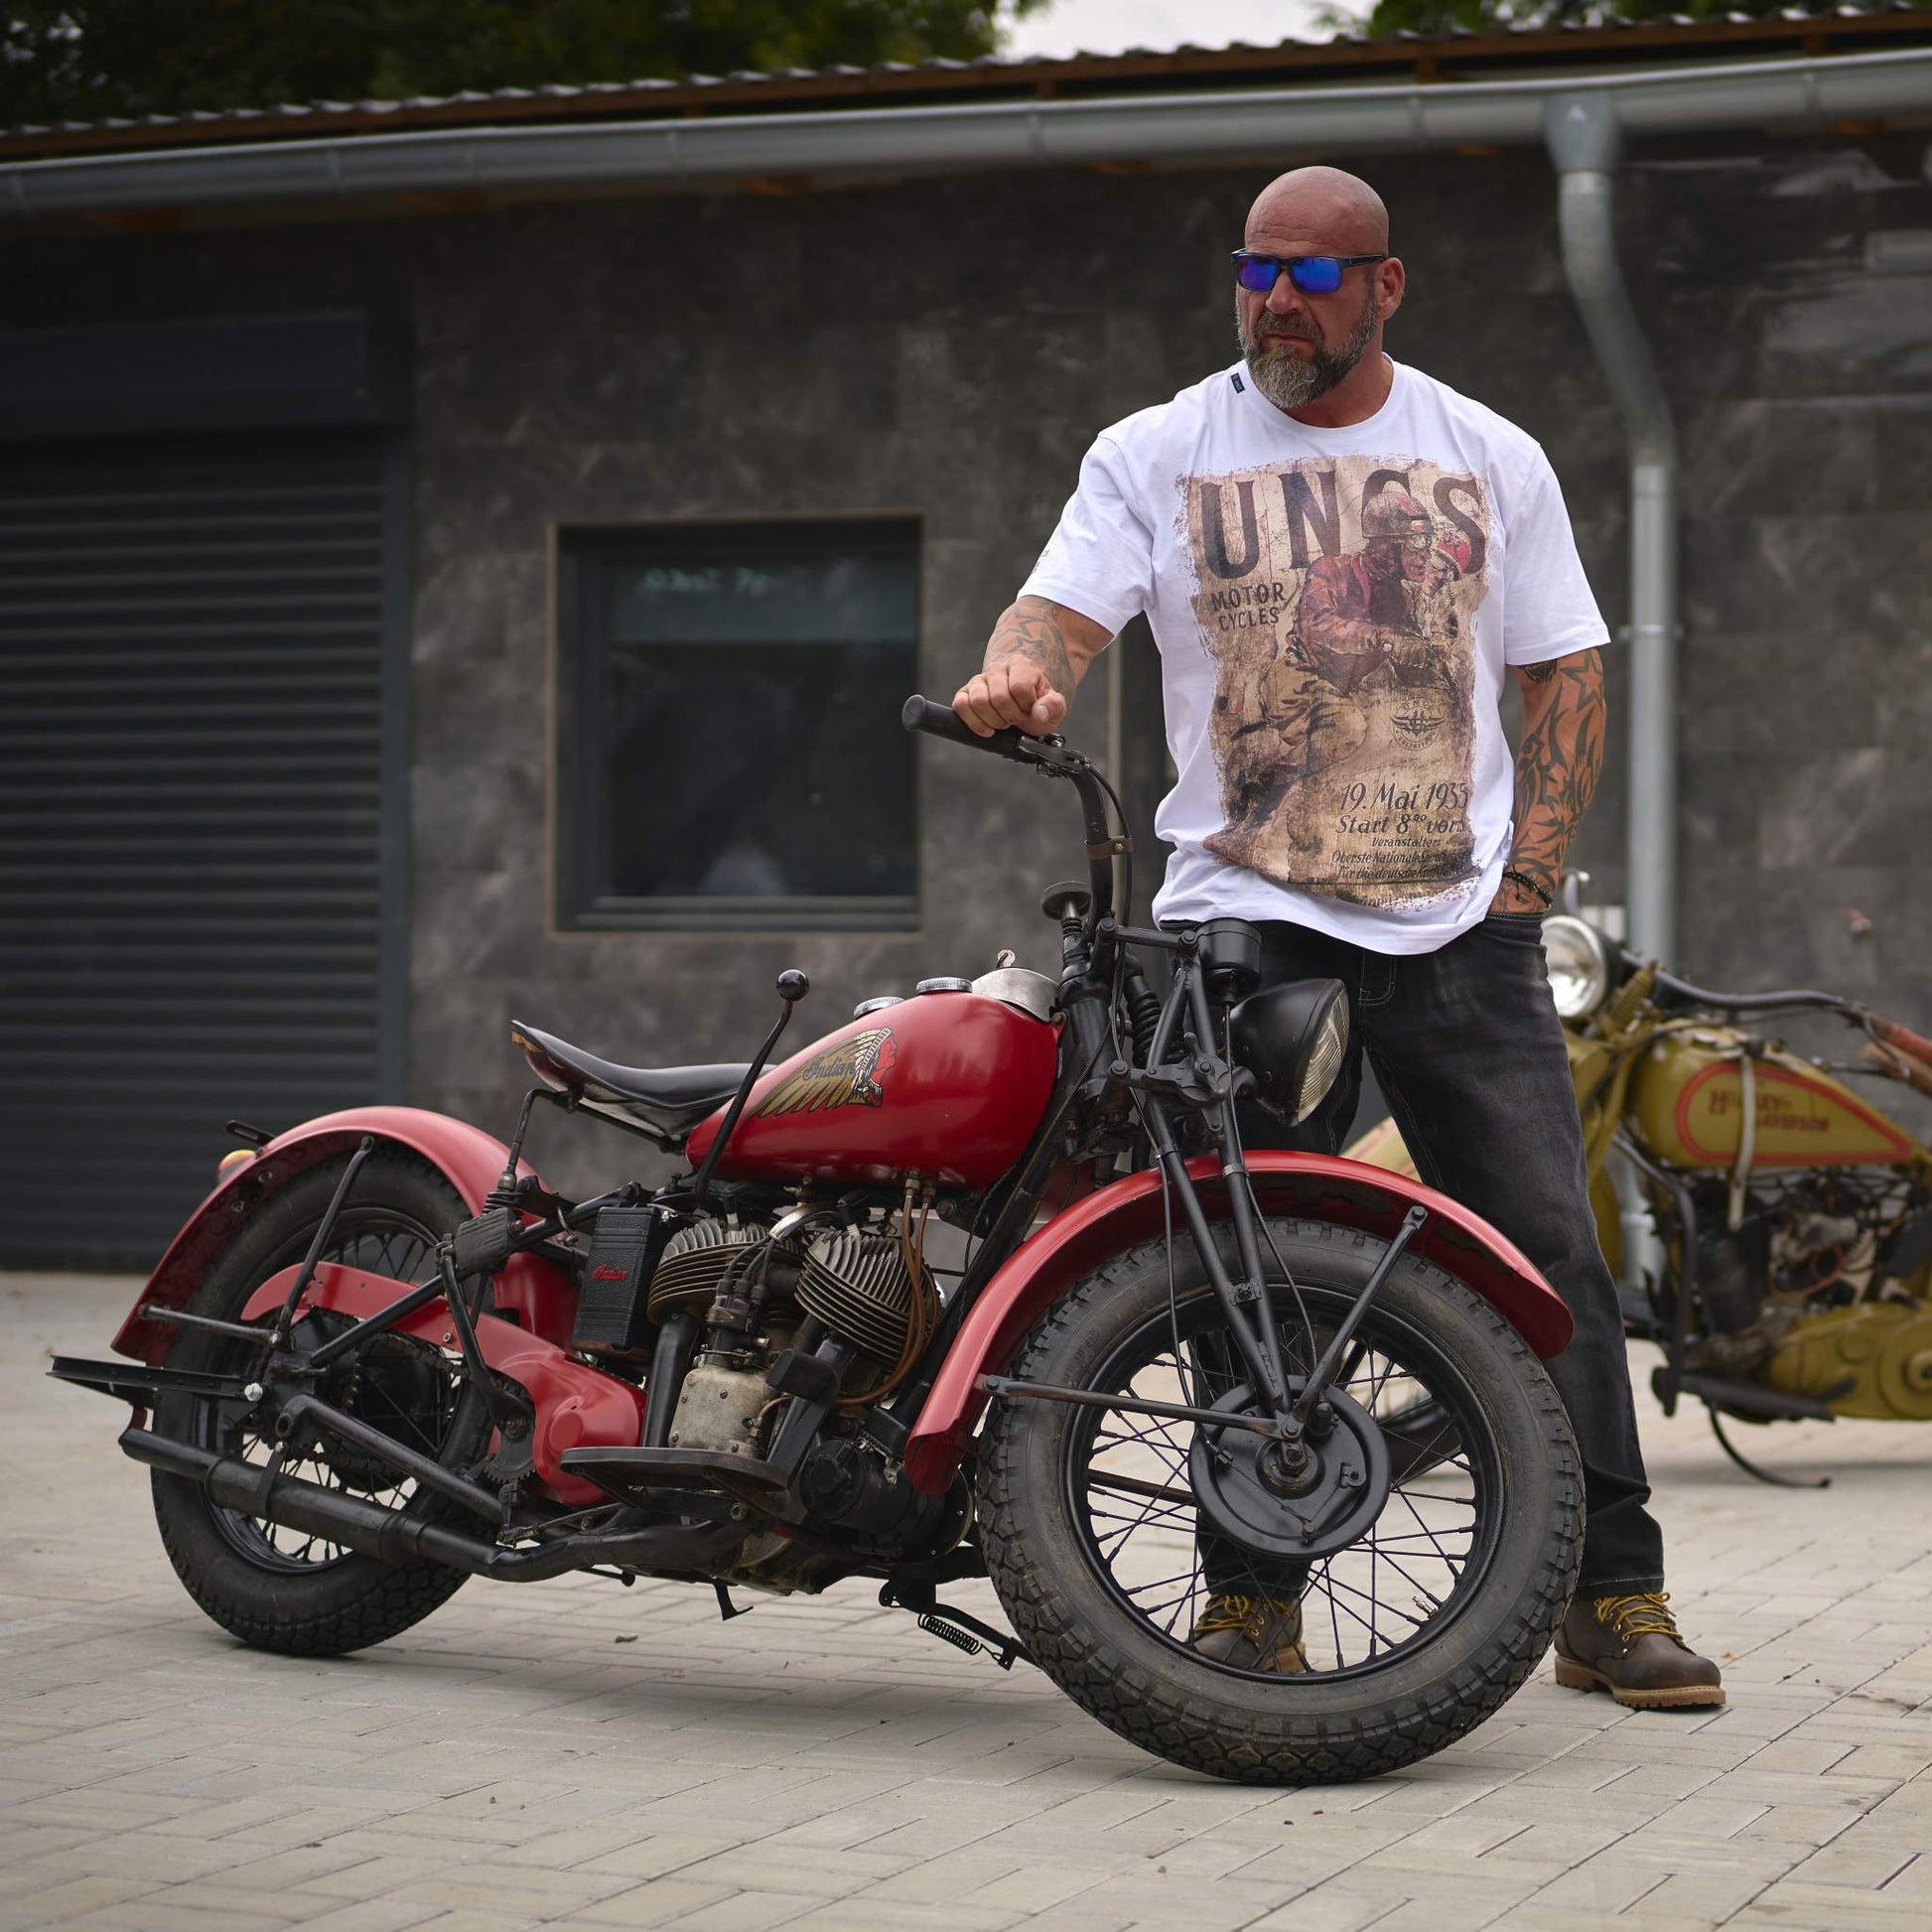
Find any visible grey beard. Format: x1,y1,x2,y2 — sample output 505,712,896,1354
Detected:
1237,286,1379,411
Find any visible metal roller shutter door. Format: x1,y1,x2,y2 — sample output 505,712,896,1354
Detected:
0,431,395,1270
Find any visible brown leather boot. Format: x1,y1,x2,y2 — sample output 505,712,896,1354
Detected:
1190,1592,1308,1673
1554,1590,1724,1709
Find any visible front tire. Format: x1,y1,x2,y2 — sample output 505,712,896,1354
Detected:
150,1150,475,1657
978,1218,1582,1784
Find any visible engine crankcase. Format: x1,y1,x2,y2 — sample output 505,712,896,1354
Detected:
1762,1299,1932,1420
666,1358,774,1456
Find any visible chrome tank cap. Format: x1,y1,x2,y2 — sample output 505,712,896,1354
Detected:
970,966,1057,1023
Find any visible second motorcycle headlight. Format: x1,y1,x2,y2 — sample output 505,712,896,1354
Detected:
1542,914,1613,1021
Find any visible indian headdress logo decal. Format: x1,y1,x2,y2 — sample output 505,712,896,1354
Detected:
753,1027,897,1117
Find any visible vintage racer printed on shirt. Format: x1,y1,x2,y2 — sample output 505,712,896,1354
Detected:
1188,456,1491,909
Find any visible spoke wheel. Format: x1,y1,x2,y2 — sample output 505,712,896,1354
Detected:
200,1210,451,1575
150,1150,477,1656
979,1217,1582,1784
1073,1285,1497,1681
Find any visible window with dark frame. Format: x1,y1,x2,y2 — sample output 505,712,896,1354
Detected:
558,521,920,932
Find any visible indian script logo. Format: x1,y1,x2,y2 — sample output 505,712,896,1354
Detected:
754,1027,897,1117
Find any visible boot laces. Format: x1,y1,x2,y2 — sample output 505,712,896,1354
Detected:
1594,1590,1682,1646
1194,1591,1301,1640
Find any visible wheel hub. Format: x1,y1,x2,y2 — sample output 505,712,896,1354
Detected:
1256,1436,1317,1496
1187,1381,1391,1559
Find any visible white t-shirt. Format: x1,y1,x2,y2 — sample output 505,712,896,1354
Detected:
1020,357,1609,954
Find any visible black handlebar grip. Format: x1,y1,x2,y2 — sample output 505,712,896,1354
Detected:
899,694,1034,762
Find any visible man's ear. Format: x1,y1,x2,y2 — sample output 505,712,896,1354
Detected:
1377,257,1406,324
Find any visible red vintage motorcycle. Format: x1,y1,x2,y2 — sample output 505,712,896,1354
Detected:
54,698,1581,1785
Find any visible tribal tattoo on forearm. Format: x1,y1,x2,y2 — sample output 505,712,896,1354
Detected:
1509,647,1607,900
985,595,1079,693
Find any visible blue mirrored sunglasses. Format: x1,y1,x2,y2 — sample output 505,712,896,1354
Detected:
1232,250,1389,295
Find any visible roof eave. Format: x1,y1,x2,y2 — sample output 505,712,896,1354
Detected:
3,9,1929,163
5,43,1931,224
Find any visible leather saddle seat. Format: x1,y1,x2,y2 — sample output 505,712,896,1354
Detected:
510,1020,749,1145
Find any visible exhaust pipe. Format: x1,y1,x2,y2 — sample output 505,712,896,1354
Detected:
121,1427,745,1581
1668,1374,1842,1424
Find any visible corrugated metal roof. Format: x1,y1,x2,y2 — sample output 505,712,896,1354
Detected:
6,7,1930,159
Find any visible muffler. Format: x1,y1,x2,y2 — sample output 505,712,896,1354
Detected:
120,1427,745,1581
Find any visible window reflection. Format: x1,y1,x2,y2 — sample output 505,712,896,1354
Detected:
561,523,919,930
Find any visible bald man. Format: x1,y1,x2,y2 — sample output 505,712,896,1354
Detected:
955,167,1722,1711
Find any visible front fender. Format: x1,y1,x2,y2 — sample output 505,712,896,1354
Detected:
902,1152,1572,1494
114,1105,575,1362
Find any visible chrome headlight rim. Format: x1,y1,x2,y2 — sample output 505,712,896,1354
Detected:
1542,912,1613,1022
1290,993,1350,1124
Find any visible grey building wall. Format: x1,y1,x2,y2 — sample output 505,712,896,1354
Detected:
6,129,1929,1188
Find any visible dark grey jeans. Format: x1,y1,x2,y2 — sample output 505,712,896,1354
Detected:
1223,910,1664,1596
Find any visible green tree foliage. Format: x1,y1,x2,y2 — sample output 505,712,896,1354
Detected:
2,0,1040,128
1357,0,1850,34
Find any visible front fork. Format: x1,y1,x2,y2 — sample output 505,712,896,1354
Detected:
1118,928,1422,1445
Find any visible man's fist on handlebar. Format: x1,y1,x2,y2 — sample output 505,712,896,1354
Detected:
953,659,1066,738
955,595,1112,739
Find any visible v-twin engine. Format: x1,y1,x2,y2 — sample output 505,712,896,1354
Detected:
624,1204,954,1588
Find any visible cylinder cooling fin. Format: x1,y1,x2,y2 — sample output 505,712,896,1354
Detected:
645,1218,769,1320
797,1227,916,1361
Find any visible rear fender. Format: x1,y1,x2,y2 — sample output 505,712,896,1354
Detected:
902,1152,1573,1494
115,1106,577,1363
238,1262,642,1506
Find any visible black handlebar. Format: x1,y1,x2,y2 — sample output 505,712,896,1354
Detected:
901,692,1122,933
899,694,1040,764
1634,954,1858,1020
1650,974,1851,1018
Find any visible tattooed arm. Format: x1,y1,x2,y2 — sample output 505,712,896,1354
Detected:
1494,646,1607,913
953,595,1114,738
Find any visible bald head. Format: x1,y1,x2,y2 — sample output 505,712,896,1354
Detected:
1232,165,1403,420
1246,166,1389,257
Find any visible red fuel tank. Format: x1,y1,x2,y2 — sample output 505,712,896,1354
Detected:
685,991,1058,1191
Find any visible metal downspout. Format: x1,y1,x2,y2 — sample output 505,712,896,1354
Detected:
1545,92,1679,966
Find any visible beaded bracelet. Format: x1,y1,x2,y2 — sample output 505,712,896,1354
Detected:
1501,868,1554,908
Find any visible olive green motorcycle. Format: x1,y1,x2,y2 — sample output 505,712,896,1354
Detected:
1348,900,1932,1485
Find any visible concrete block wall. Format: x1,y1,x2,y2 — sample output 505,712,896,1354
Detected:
7,129,1929,1187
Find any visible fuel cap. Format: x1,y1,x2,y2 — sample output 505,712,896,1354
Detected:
914,977,972,994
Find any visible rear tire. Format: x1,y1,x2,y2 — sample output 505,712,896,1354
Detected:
978,1218,1582,1784
150,1151,474,1657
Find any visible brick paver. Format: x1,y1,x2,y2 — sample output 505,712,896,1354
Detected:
6,1272,1931,1931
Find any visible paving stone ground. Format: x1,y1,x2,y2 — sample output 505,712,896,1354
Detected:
5,1271,1932,1932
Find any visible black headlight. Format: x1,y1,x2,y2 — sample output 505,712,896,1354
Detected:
1228,977,1350,1124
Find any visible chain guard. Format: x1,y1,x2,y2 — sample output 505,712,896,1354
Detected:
1186,1382,1391,1560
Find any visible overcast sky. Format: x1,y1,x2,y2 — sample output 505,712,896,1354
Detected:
1003,0,1349,61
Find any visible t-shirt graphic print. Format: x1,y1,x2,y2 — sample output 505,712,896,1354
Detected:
1187,455,1490,908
